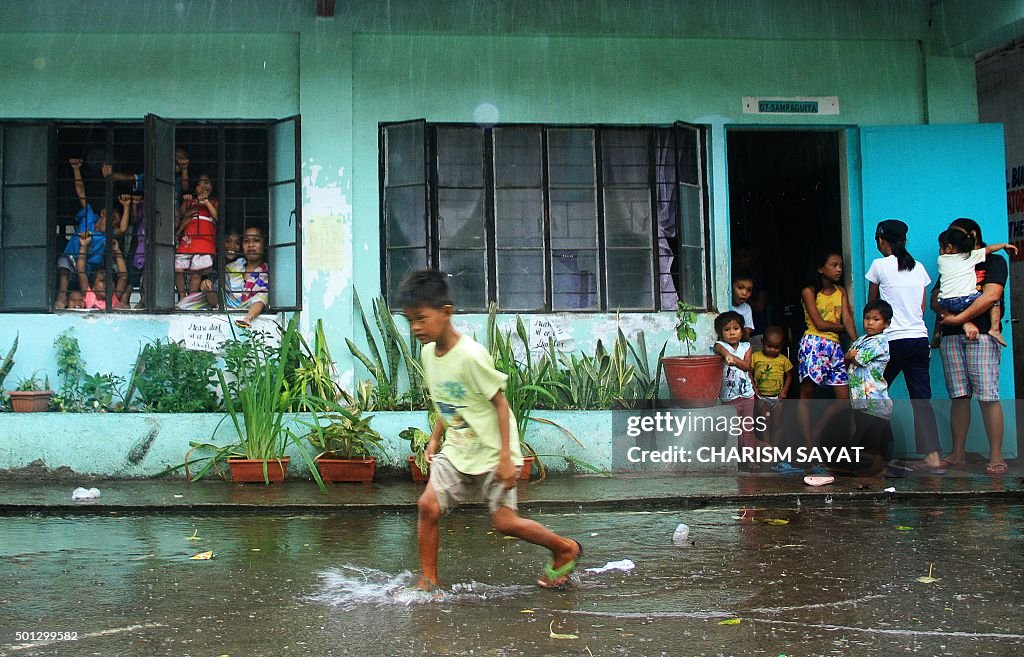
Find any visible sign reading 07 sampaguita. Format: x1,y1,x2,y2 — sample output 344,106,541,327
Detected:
742,96,840,115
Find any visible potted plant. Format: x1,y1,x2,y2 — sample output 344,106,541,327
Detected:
9,372,54,413
305,408,386,483
660,302,722,408
398,425,430,482
183,316,325,489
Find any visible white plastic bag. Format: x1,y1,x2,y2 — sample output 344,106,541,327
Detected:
71,487,101,500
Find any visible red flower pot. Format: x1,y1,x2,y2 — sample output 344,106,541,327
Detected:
408,456,429,482
8,390,53,413
228,457,289,484
518,456,536,481
316,457,376,483
661,355,723,408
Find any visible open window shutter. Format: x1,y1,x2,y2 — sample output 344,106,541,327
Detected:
672,121,709,309
0,123,52,311
144,114,177,310
380,120,429,302
268,115,301,311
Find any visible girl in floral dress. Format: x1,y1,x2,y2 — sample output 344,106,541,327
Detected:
797,249,857,453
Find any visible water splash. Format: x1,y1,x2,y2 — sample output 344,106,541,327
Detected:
311,565,530,609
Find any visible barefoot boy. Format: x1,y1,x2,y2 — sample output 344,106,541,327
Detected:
397,269,582,590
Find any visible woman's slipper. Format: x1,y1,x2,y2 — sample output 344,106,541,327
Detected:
985,462,1009,476
538,540,583,589
803,475,835,487
770,462,803,475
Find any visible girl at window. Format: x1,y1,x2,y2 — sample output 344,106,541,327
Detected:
174,173,218,302
200,225,269,327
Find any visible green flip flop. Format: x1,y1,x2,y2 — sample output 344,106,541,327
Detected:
541,540,583,587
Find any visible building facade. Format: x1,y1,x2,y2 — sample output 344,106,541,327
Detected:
0,0,1019,456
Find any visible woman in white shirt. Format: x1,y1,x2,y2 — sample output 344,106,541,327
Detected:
865,220,944,473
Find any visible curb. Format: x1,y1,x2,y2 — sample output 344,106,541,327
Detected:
3,487,1022,516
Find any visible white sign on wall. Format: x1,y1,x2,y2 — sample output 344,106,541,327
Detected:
528,316,575,352
168,315,282,352
168,316,231,353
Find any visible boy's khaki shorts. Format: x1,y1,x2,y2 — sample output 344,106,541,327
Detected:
428,453,519,515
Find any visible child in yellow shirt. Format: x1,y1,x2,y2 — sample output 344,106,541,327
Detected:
751,326,794,447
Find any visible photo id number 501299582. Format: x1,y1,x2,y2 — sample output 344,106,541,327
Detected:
15,632,79,642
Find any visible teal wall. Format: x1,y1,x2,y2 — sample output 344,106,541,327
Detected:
0,1,1011,467
0,33,299,119
0,411,614,477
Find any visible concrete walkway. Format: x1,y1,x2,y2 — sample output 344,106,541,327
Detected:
2,460,1021,515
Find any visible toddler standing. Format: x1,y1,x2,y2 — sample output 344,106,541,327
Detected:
712,311,756,456
751,325,794,446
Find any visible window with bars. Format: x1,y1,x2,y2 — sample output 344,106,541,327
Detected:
380,121,710,312
0,116,301,313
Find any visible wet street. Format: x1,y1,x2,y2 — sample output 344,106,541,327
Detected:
2,500,1022,656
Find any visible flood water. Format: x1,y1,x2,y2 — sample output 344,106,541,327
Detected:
2,501,1023,656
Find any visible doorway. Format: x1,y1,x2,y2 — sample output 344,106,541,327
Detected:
726,129,844,353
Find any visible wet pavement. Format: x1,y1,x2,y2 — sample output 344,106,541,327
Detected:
1,466,1023,656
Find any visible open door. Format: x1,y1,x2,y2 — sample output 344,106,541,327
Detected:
858,123,1015,457
268,115,301,311
0,124,52,311
144,114,177,310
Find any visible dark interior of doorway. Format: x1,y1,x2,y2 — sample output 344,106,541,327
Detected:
727,129,843,353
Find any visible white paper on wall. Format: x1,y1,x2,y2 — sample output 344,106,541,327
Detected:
528,316,575,352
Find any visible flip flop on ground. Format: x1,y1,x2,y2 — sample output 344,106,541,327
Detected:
803,475,835,487
770,462,803,475
985,462,1009,476
538,540,583,589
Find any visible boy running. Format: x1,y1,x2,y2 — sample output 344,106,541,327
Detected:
397,269,582,590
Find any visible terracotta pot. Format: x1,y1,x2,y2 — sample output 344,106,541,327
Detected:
228,457,289,484
518,456,535,481
8,390,53,413
661,355,723,408
316,457,376,483
408,455,429,482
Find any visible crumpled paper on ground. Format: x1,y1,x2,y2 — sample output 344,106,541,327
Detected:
585,559,635,574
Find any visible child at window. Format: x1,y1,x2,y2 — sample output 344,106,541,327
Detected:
174,173,218,302
126,194,146,308
200,226,269,327
178,226,244,311
75,232,129,310
102,145,188,200
55,159,130,309
935,227,1017,347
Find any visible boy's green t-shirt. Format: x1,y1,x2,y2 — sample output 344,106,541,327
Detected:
421,335,523,475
